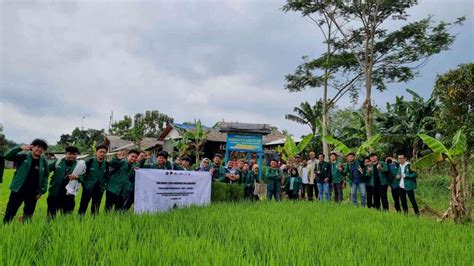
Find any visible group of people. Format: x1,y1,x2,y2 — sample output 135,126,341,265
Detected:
2,138,420,224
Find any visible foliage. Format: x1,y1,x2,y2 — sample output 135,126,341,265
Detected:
56,127,105,154
185,120,210,164
109,110,173,139
277,134,313,162
285,100,324,136
376,89,438,158
323,133,381,157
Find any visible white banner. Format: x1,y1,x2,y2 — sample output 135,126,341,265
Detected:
134,169,212,214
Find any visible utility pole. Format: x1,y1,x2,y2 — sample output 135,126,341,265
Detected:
81,115,89,131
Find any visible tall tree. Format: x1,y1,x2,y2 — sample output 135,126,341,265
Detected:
283,1,362,159
433,63,473,223
285,0,464,140
285,100,324,136
186,120,210,165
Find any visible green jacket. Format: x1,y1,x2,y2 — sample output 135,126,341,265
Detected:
4,146,49,195
284,176,302,196
343,160,367,186
387,163,399,188
395,163,417,190
239,170,256,186
367,161,389,187
330,160,345,184
48,158,77,198
315,161,331,183
209,162,226,181
265,168,282,192
107,157,134,197
140,160,182,170
80,158,108,192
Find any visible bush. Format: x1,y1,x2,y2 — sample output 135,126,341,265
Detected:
211,182,245,202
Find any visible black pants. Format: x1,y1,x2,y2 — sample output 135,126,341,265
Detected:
288,190,298,200
105,191,125,212
3,190,38,224
333,182,344,203
78,184,104,215
367,185,389,211
390,187,402,212
301,184,307,199
244,186,255,200
123,191,134,210
47,194,75,218
306,184,318,201
399,188,420,215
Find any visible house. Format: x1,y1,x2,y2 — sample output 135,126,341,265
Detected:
103,135,163,158
158,122,286,161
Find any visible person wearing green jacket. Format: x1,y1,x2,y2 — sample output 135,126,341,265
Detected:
239,162,256,200
209,154,226,181
3,140,49,224
46,146,80,218
180,156,193,171
265,159,283,201
367,153,389,211
285,167,302,200
78,144,109,215
106,150,139,212
396,154,420,216
140,151,183,170
329,152,345,203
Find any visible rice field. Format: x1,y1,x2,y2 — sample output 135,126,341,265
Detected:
1,170,473,265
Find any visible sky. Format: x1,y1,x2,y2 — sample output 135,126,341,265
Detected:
1,0,473,144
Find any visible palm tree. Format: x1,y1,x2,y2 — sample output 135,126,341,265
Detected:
285,100,324,137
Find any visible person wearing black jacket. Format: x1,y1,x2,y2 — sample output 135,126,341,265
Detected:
315,153,331,202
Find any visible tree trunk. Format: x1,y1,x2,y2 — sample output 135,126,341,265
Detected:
363,69,373,141
461,153,472,222
444,162,470,224
321,27,331,160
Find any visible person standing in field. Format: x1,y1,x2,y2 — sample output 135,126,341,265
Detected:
343,153,367,207
46,146,80,219
285,167,302,200
329,152,345,203
3,140,49,224
293,155,305,199
240,162,256,200
386,156,402,213
305,151,318,201
314,153,331,202
366,153,389,211
266,159,283,201
106,150,138,212
209,154,226,181
78,144,109,216
140,151,183,170
396,154,420,216
221,160,240,183
0,151,4,185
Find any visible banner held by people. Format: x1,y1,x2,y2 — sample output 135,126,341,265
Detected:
134,169,211,214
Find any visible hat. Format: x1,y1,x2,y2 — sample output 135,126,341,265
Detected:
213,153,222,158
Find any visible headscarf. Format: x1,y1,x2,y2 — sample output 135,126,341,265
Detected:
199,158,211,171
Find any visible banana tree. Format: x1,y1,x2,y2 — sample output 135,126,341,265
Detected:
186,119,209,164
277,134,313,163
169,134,191,159
323,133,382,157
413,130,469,223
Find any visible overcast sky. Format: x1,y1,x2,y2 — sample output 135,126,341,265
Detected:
1,0,473,144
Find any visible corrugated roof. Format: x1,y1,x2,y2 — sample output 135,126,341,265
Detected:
218,122,272,134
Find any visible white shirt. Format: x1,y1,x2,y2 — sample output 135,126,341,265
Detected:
399,162,409,189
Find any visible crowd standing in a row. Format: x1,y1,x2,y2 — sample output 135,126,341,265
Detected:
2,138,420,224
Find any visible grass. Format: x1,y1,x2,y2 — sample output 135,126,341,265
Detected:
1,169,473,265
